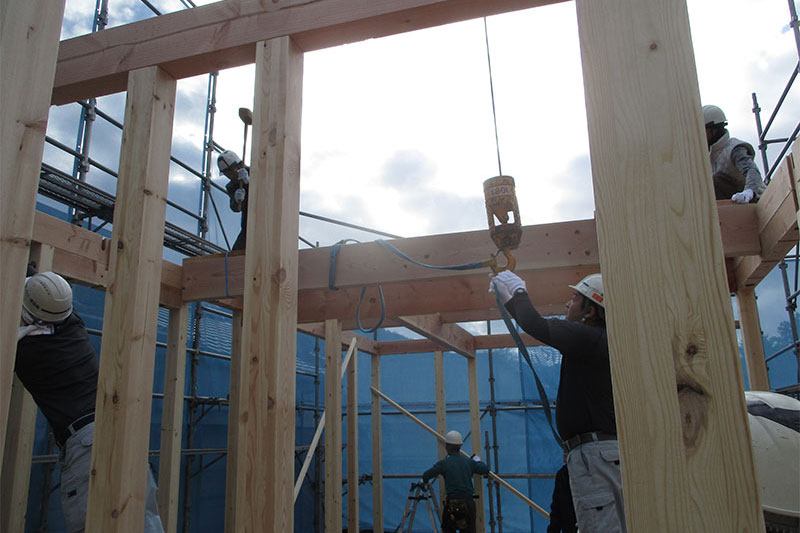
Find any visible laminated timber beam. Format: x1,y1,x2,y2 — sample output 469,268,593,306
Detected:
52,0,563,105
576,0,763,529
396,314,475,358
734,152,799,289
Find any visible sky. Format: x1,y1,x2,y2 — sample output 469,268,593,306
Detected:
45,0,800,335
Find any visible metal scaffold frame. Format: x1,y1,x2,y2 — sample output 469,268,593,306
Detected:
751,0,800,391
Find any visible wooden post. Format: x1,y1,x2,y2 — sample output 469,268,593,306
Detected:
370,353,384,533
325,319,343,533
467,356,484,531
576,0,764,530
736,288,770,391
0,0,66,460
228,36,303,532
433,350,447,504
1,243,54,532
225,308,243,533
346,345,359,532
158,304,188,533
86,65,177,532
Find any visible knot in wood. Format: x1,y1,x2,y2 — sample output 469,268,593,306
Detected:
649,42,658,50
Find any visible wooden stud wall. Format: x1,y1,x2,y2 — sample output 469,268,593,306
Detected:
0,0,67,460
1,244,54,532
86,65,177,532
158,305,189,533
5,0,796,530
576,0,763,530
324,320,343,533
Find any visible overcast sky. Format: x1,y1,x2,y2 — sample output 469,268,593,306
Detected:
51,0,799,248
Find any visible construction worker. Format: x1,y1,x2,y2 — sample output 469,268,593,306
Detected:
547,452,578,533
421,430,489,533
703,104,766,203
217,150,250,250
490,271,625,533
16,270,163,532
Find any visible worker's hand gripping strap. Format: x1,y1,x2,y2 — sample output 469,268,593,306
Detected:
329,239,386,333
492,281,565,450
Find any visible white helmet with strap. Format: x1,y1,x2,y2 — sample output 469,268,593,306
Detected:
23,272,73,323
569,274,604,308
217,150,242,173
702,105,727,127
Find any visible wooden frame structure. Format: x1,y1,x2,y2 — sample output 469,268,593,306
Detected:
3,0,799,531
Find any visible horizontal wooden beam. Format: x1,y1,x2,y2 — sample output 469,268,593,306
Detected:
396,314,475,358
32,211,183,308
52,0,561,105
298,323,378,354
735,153,799,289
377,332,542,355
31,202,764,322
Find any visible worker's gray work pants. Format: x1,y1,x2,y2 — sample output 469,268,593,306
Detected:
59,422,164,533
567,439,626,533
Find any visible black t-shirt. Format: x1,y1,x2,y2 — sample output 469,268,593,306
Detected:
507,293,617,440
15,313,99,445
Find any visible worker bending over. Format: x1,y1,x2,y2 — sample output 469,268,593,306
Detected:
491,271,625,533
703,104,765,203
217,150,250,250
422,430,489,533
16,270,163,532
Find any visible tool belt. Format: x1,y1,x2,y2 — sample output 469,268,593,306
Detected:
564,431,616,452
444,498,470,530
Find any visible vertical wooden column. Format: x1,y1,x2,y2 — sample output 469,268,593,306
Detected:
370,353,384,533
346,347,359,532
0,0,66,460
433,350,447,504
736,288,770,390
576,0,763,530
467,357,484,531
158,304,189,533
86,65,177,533
325,320,343,533
228,36,303,532
1,243,54,532
225,308,243,533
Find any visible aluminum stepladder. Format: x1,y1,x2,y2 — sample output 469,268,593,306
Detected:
395,481,441,532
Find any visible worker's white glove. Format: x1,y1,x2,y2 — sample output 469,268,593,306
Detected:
471,454,482,462
237,167,250,185
489,270,526,304
731,188,754,204
233,188,246,204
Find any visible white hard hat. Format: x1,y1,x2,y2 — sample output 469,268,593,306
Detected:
745,391,800,522
445,430,463,445
23,272,73,323
217,150,242,173
702,105,727,127
569,274,604,308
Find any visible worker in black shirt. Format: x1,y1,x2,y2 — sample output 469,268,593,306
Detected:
422,430,489,533
217,150,250,251
16,271,163,532
490,270,626,533
548,453,578,533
